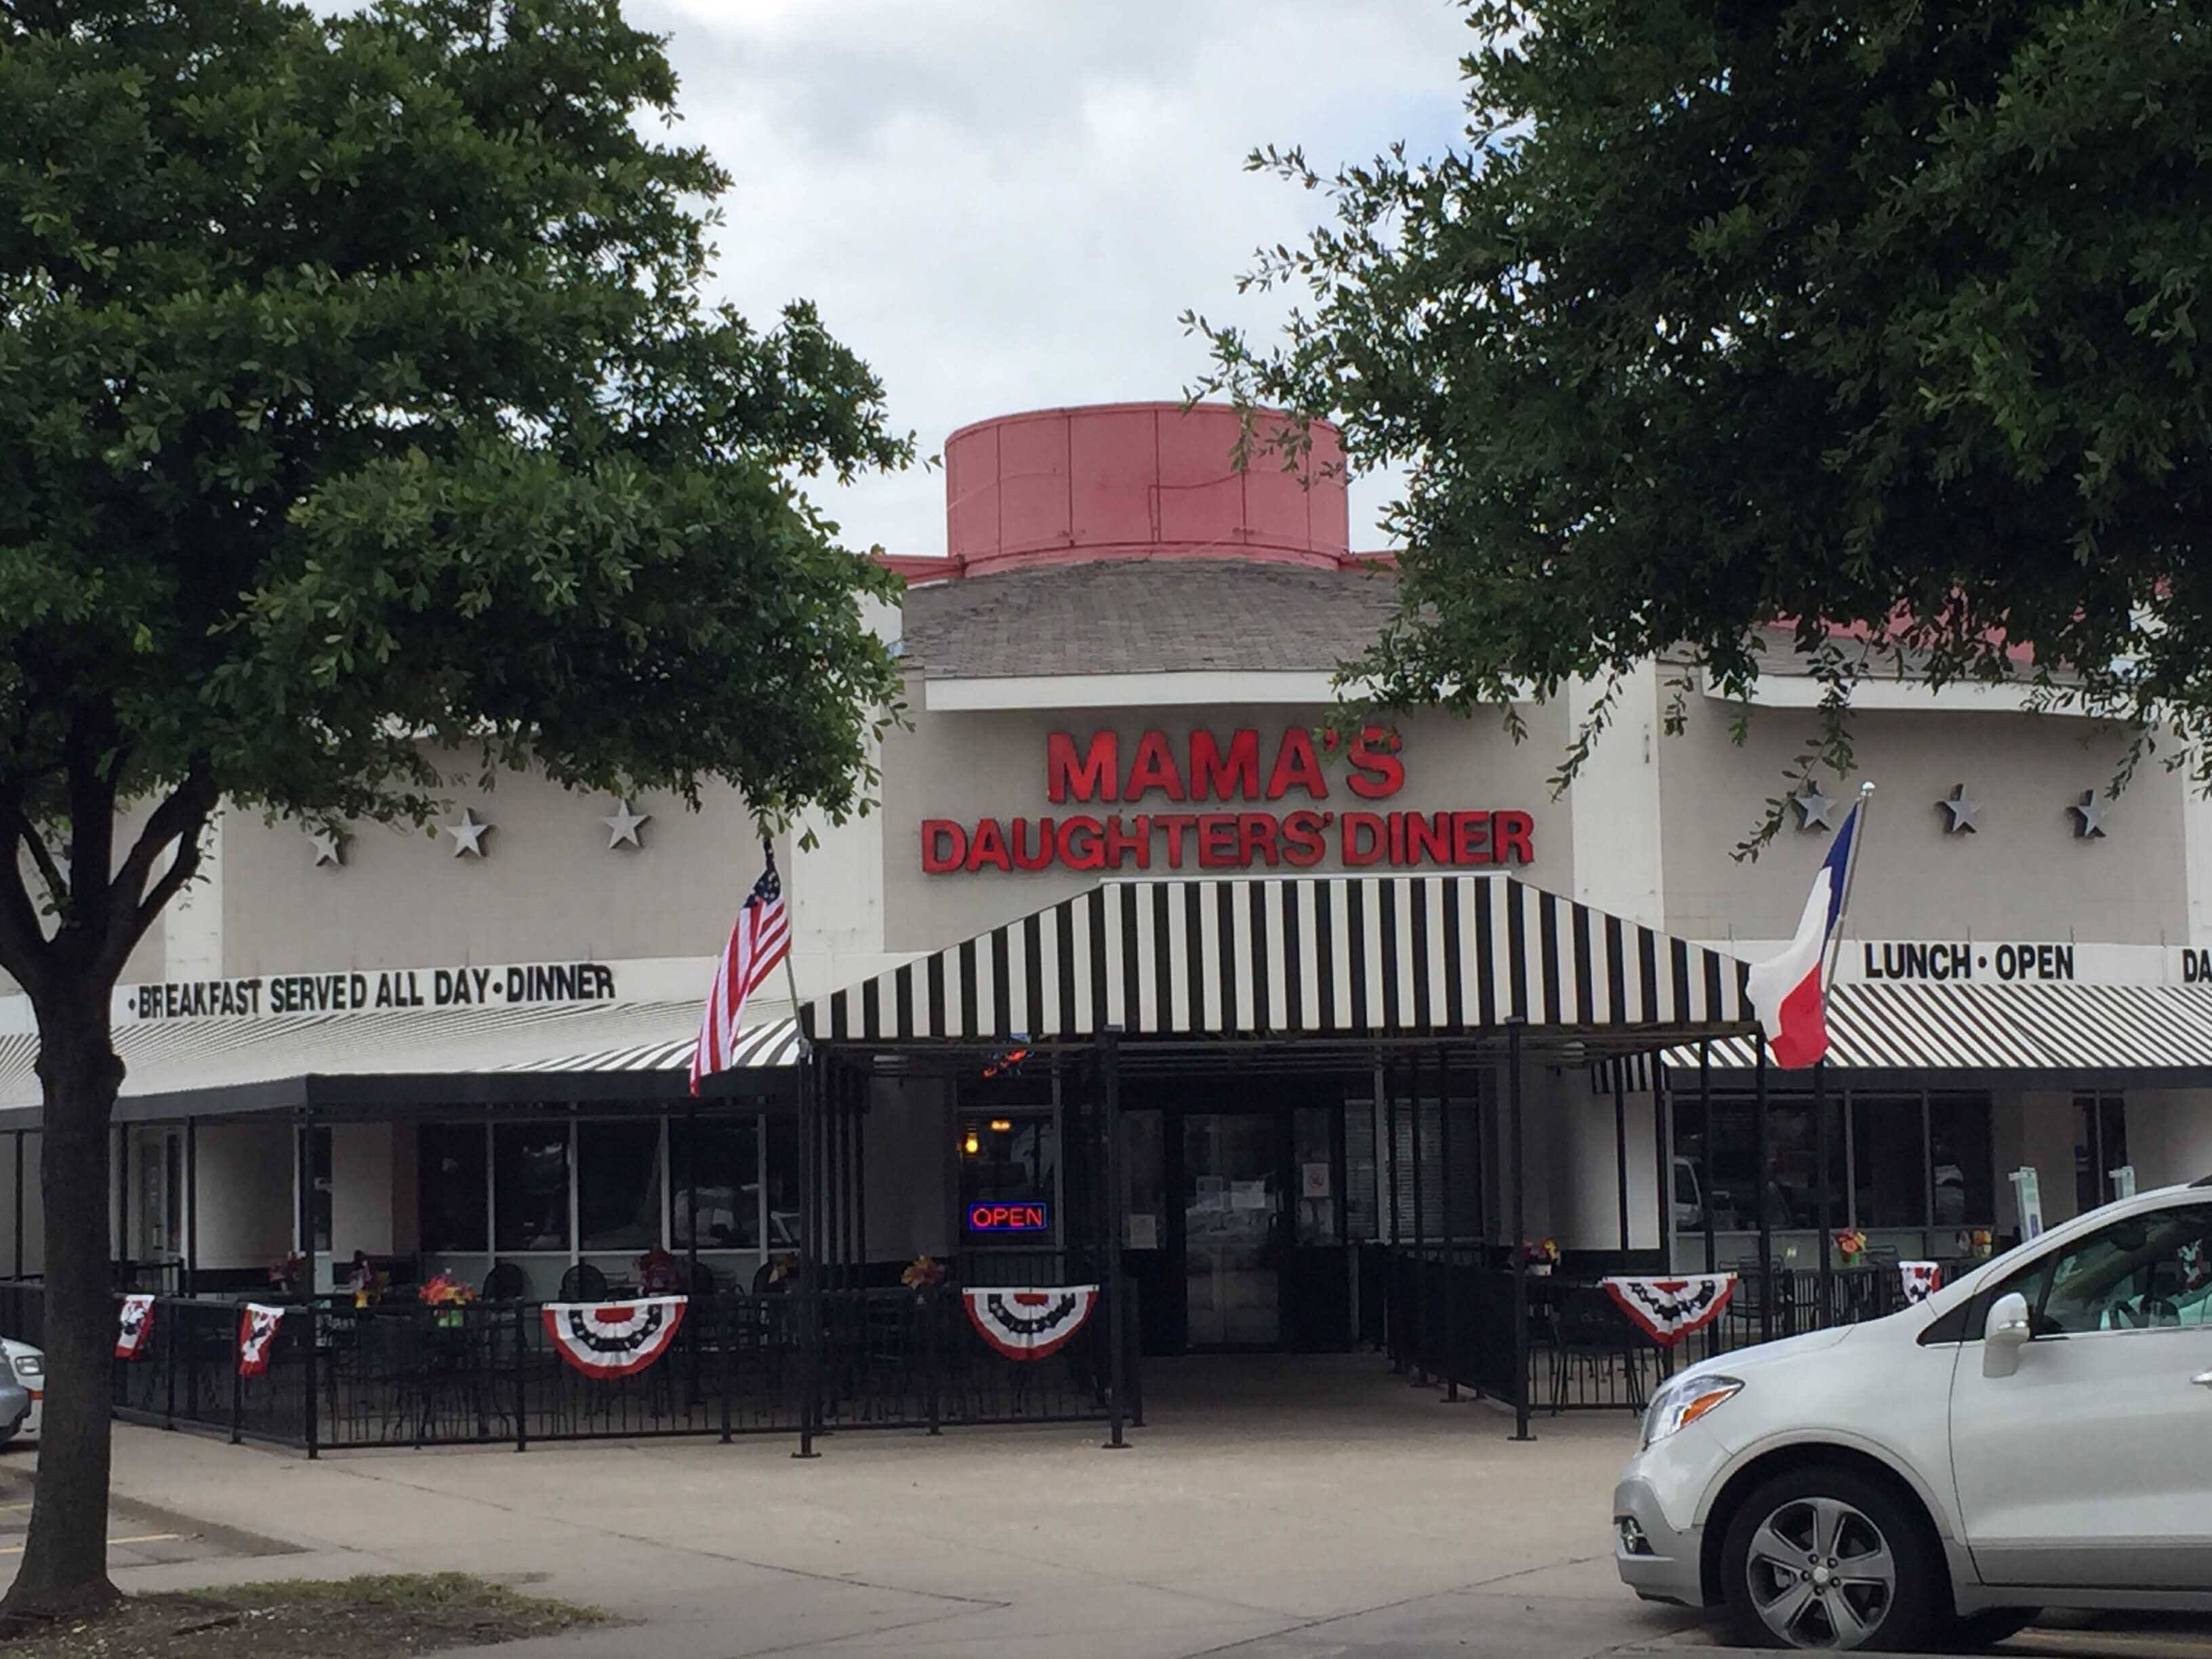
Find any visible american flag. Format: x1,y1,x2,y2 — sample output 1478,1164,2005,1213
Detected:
689,859,792,1095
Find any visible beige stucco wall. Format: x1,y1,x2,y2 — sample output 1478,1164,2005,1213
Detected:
1658,701,2184,944
220,757,771,979
878,700,1574,954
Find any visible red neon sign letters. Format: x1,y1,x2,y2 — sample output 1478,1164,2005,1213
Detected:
922,726,1534,876
967,1202,1050,1233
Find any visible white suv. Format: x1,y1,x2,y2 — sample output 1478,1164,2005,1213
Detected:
1614,1176,2212,1651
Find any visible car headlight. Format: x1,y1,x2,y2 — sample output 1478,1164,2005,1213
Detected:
10,1355,40,1381
1641,1374,1742,1448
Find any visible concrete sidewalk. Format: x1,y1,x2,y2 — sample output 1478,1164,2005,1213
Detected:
60,1355,1718,1658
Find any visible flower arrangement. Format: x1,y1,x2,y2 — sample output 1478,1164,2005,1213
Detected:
1965,1227,1994,1260
636,1246,684,1294
418,1271,477,1328
345,1259,390,1309
267,1252,306,1293
901,1255,945,1290
1520,1237,1560,1273
1834,1229,1868,1265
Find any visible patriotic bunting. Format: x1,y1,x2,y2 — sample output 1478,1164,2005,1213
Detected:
541,1297,687,1378
115,1294,156,1361
1602,1275,1736,1347
237,1303,287,1376
1900,1261,1942,1305
962,1286,1097,1361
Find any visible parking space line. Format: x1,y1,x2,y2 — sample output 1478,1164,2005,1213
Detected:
0,1532,180,1555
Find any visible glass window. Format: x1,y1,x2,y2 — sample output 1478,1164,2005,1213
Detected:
493,1123,571,1252
1683,1097,1845,1230
1928,1094,1993,1228
2074,1094,2129,1213
1988,1204,2212,1334
1850,1094,1927,1227
956,1113,1058,1239
1124,1109,1166,1252
308,1126,332,1254
766,1115,801,1250
577,1120,662,1252
418,1124,487,1253
1294,1106,1338,1243
670,1118,760,1250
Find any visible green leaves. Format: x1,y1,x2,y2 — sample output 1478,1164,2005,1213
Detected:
1200,0,2212,836
0,0,909,988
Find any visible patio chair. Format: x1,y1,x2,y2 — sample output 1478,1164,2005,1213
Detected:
1549,1287,1653,1415
558,1263,609,1303
481,1261,526,1302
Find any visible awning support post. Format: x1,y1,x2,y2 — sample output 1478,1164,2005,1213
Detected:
1816,1059,1833,1326
684,1097,701,1410
1755,1046,1775,1345
1438,1044,1460,1404
1613,1059,1631,1265
11,1130,22,1281
298,1103,319,1460
1409,1046,1429,1387
794,1042,821,1460
1382,1055,1403,1374
1508,1020,1531,1441
184,1118,197,1297
1698,1042,1716,1276
1101,1025,1130,1451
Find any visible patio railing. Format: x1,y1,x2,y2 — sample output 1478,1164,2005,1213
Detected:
1375,1246,1982,1416
2,1282,1140,1454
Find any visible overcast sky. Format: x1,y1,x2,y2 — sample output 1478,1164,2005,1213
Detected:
621,0,1474,560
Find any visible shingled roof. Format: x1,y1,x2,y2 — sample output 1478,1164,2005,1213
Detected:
896,558,1401,680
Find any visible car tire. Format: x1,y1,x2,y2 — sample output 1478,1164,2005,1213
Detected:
0,1428,18,1448
1720,1463,1942,1652
1936,1607,2036,1652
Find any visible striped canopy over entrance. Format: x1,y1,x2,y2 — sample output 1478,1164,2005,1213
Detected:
808,874,1752,1043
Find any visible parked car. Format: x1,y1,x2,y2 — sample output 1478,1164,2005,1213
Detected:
0,1339,40,1443
1614,1176,2212,1651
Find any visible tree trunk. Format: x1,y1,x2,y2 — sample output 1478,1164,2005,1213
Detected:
1,1000,123,1622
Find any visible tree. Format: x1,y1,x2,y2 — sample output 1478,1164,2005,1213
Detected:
0,0,907,1618
1191,0,2212,833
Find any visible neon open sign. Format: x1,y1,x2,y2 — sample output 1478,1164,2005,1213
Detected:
967,1202,1050,1233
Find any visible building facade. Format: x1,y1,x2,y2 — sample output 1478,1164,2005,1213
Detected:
5,401,2211,1355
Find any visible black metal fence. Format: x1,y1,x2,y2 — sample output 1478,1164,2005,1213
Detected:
1376,1248,1981,1416
0,1282,1138,1454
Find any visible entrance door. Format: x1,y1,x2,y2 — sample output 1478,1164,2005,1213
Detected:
130,1127,182,1270
1183,1115,1282,1347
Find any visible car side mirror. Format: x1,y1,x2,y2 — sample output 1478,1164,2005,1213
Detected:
1982,1292,2034,1378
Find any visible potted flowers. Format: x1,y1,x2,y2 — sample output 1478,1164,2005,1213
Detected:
267,1252,306,1298
1834,1229,1868,1266
1520,1238,1560,1275
900,1255,945,1298
636,1246,684,1294
418,1271,476,1329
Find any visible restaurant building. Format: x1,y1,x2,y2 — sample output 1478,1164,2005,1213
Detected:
5,401,2212,1365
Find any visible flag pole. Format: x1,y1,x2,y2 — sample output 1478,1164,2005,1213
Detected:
1822,782,1876,991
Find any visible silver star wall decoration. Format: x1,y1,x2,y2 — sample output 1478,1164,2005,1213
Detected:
1937,785,1979,835
444,807,493,857
308,827,347,867
2070,790,2110,840
1790,783,1839,832
602,799,651,851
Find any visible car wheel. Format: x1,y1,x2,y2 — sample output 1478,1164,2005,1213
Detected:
1936,1607,2036,1652
1721,1464,1941,1652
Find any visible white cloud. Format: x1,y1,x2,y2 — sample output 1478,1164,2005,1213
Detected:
628,0,1471,557
310,0,1474,555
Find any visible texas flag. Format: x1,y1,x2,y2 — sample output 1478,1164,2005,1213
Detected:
1746,805,1860,1068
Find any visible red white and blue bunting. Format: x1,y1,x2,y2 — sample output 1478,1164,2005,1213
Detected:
1602,1275,1736,1347
962,1286,1098,1361
115,1294,156,1361
1900,1261,1942,1305
237,1303,287,1376
541,1297,687,1378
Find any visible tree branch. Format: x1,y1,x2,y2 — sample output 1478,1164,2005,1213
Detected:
95,762,217,987
0,797,68,913
0,827,50,1001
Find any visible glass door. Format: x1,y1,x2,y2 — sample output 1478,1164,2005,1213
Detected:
130,1127,182,1268
1182,1114,1282,1347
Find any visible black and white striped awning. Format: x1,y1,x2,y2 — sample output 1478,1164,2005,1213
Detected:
810,875,1752,1044
0,1001,798,1122
1662,981,2212,1088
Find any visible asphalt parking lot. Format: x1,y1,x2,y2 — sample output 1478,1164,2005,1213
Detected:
0,1360,2203,1658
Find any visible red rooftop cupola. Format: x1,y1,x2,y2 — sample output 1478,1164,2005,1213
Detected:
882,401,1357,582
